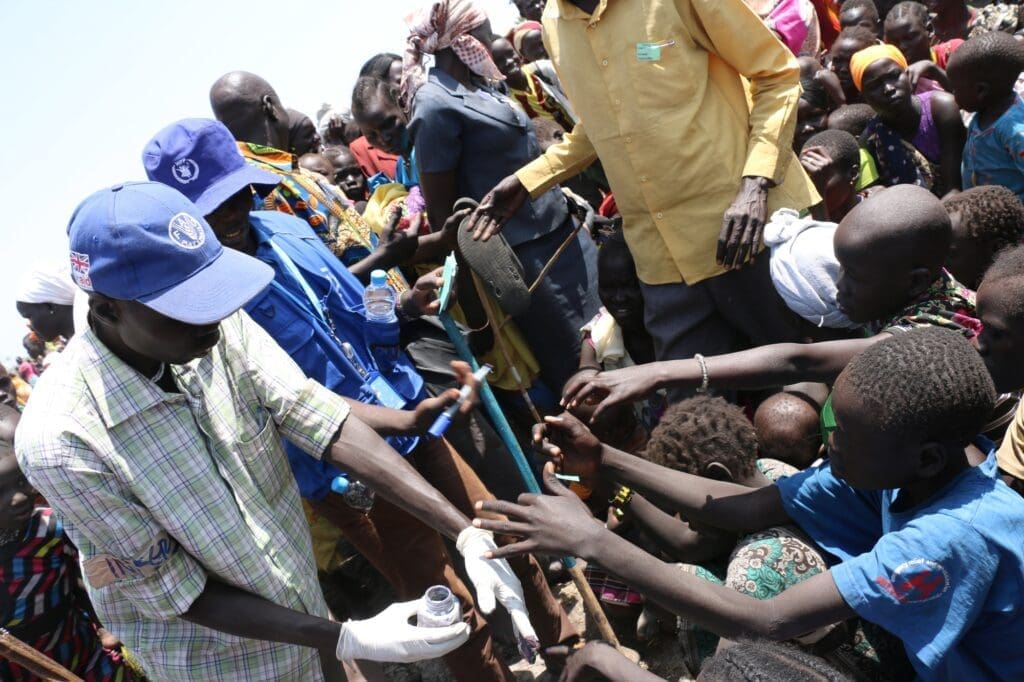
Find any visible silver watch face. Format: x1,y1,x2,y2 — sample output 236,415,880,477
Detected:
342,481,376,512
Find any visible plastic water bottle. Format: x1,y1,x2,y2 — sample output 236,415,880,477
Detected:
416,585,461,628
363,270,397,323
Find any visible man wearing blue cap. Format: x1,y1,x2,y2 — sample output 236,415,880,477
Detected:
12,181,534,680
141,118,577,681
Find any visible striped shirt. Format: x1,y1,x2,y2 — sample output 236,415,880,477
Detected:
15,311,349,680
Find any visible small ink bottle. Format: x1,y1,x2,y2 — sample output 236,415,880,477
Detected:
416,585,461,628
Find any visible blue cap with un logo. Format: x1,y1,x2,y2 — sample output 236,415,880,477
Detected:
66,181,273,325
141,118,280,215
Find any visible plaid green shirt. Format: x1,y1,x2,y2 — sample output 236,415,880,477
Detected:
15,310,349,680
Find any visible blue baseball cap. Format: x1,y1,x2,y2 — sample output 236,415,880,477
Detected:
141,118,280,215
67,181,274,325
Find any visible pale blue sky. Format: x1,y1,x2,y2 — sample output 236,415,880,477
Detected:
0,0,517,365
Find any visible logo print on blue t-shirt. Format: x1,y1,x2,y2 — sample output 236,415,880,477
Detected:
875,558,950,604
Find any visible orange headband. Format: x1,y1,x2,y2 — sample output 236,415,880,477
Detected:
850,44,908,92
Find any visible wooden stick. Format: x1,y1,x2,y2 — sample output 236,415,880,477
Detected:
568,565,622,649
0,628,83,681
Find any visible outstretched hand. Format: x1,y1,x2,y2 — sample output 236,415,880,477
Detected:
473,463,606,561
465,174,529,241
560,364,661,423
532,413,603,482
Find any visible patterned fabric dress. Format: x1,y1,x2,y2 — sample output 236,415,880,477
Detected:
0,507,139,681
867,269,981,339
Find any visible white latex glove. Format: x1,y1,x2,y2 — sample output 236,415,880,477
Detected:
456,526,538,644
335,599,470,663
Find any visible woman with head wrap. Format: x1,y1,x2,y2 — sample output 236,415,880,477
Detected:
14,260,78,341
852,44,965,194
509,20,548,62
404,0,600,397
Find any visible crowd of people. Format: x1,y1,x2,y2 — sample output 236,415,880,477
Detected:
5,0,1024,679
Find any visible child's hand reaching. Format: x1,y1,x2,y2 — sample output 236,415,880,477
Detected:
533,413,603,482
473,463,606,560
560,364,660,422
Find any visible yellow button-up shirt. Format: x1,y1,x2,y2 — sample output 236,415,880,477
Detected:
516,0,819,285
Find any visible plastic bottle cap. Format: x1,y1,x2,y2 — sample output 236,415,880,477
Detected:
370,270,388,287
330,476,350,494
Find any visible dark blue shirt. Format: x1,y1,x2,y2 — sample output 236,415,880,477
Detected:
244,211,426,500
409,68,568,248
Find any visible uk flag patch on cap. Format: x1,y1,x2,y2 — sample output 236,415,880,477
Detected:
70,250,93,290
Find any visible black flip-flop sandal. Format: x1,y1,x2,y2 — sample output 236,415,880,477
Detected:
455,198,531,317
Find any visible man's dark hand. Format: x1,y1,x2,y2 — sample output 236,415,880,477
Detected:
560,365,661,423
466,175,529,241
718,176,771,269
474,463,606,560
407,361,480,433
400,266,446,318
532,413,603,482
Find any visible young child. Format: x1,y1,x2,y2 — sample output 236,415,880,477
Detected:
561,185,981,416
948,31,1024,201
621,396,843,674
853,44,965,195
884,2,962,92
754,391,824,470
570,230,657,448
509,20,547,63
491,37,577,133
296,151,336,183
839,0,880,35
827,102,877,137
0,407,139,681
322,145,369,204
800,129,863,222
828,26,879,105
795,57,833,152
482,327,1024,679
943,185,1024,289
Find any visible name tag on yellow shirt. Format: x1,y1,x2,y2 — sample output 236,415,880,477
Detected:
636,40,675,62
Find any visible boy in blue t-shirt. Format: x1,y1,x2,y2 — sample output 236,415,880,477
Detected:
948,32,1024,201
475,327,1024,680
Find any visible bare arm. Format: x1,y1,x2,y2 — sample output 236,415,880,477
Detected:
624,493,738,563
563,335,884,422
931,92,966,192
588,527,854,641
478,466,855,641
182,577,339,652
325,414,469,539
418,170,460,240
601,446,792,533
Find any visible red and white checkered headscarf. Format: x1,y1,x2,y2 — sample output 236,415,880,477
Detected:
401,0,504,106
